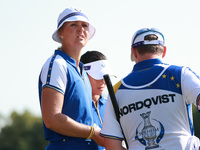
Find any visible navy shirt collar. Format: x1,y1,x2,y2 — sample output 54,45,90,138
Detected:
54,50,84,69
132,58,163,72
99,95,107,105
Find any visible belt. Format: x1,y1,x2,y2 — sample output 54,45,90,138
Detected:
50,137,92,143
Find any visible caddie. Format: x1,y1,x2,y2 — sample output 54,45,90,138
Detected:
100,28,200,150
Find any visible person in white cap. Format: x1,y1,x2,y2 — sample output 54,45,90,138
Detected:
38,7,104,150
100,28,200,150
81,50,115,150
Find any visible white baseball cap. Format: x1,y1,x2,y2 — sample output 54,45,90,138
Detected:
84,60,116,80
52,7,96,43
130,28,165,61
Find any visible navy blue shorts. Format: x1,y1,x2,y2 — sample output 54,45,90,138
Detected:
45,138,99,150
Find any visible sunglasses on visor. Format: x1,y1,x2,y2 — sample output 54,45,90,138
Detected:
132,28,165,45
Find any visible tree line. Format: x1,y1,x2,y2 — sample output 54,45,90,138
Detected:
0,106,200,150
0,110,48,150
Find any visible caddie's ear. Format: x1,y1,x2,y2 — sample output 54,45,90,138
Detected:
132,47,138,60
162,46,167,58
131,47,135,62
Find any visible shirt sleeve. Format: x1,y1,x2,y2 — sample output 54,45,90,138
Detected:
181,67,200,107
100,95,124,140
40,56,67,94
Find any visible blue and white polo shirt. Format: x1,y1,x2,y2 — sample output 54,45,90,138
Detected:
39,50,93,142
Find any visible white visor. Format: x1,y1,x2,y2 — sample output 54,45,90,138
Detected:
84,60,116,80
